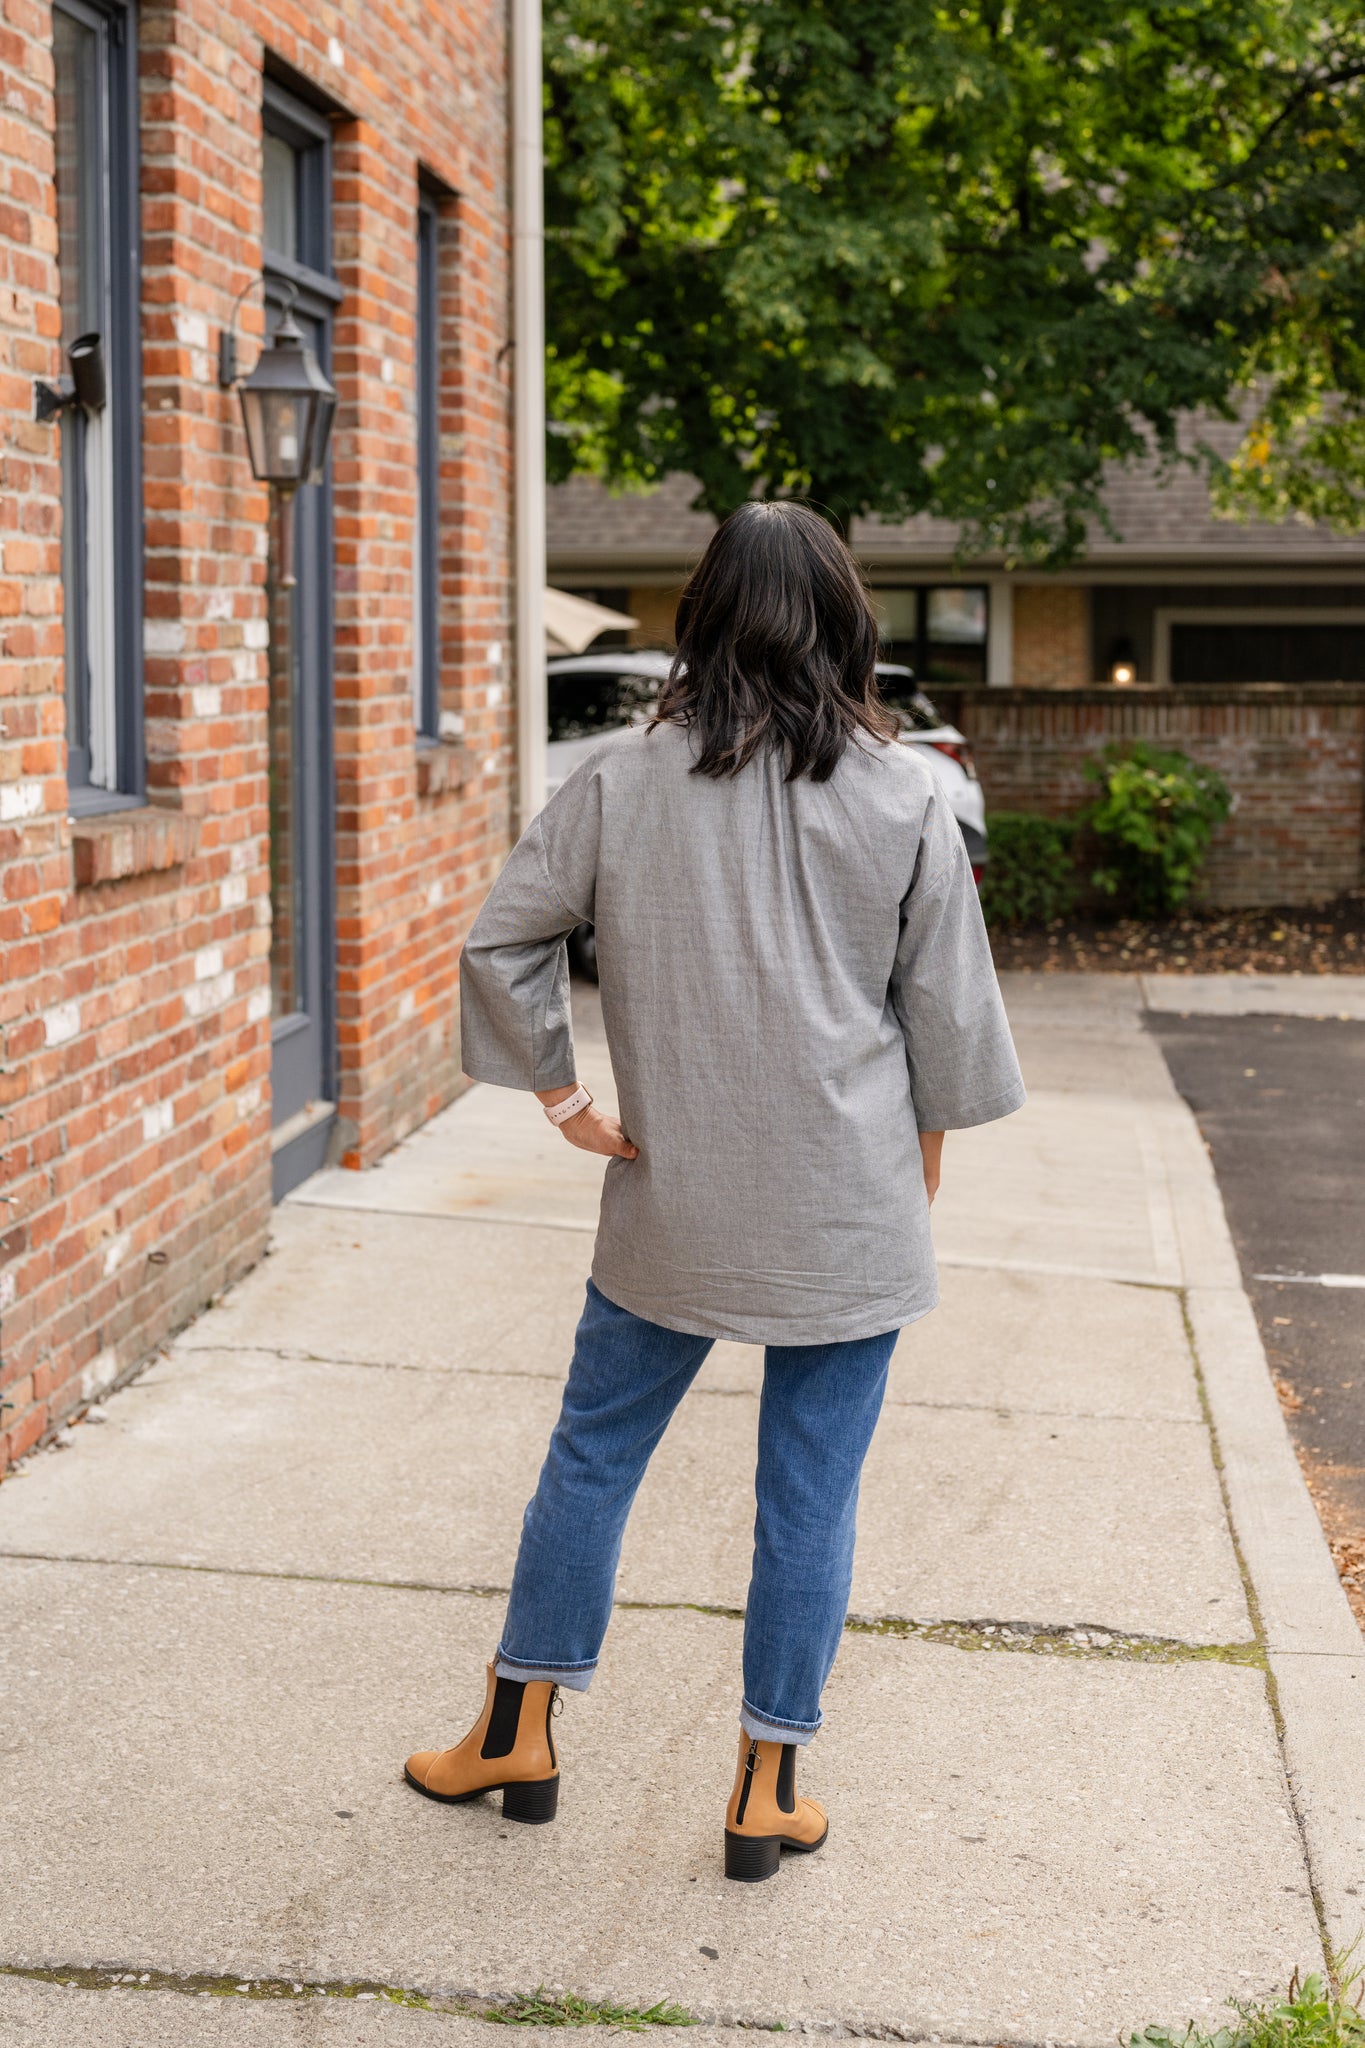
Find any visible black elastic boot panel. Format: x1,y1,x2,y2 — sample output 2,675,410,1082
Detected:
776,1743,797,1814
481,1677,527,1760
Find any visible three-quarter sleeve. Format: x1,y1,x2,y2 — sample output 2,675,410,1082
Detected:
458,759,602,1091
891,788,1026,1132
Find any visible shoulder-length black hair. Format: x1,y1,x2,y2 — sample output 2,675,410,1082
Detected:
654,500,897,783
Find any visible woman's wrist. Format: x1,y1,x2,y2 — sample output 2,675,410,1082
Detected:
536,1083,582,1108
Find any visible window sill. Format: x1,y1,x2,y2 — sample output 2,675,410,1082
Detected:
416,737,468,799
71,805,196,888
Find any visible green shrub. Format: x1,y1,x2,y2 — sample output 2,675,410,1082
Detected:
978,812,1081,928
1084,741,1232,917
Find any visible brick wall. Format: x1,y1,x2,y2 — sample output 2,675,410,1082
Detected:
939,685,1365,907
1012,583,1090,688
0,0,514,1472
626,584,681,651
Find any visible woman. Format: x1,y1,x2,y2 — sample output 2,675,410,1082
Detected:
403,502,1024,1881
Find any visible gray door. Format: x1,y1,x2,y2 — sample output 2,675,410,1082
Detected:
262,81,342,1199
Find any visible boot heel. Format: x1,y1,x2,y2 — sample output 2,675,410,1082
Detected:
724,1830,781,1882
502,1775,559,1825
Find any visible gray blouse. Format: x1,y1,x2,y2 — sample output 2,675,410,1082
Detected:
459,721,1024,1346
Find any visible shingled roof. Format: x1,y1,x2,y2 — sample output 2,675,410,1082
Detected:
548,421,1365,577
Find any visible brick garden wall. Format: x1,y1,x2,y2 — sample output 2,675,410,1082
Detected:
0,0,514,1471
938,685,1365,908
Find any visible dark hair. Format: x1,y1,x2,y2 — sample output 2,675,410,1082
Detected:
655,501,896,783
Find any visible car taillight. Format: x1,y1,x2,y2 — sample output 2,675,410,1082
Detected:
929,739,977,779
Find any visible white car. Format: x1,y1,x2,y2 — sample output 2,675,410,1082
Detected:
546,651,987,868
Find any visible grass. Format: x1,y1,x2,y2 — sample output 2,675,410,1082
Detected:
1130,1958,1365,2048
486,1992,695,2029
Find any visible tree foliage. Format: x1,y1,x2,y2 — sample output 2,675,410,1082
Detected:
543,1,1365,557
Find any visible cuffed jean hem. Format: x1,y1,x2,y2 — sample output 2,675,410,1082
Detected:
494,1648,596,1693
740,1699,820,1746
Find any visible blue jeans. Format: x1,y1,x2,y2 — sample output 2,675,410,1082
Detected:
495,1280,896,1743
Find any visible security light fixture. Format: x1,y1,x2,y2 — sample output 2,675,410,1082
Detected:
228,301,337,588
1107,636,1138,687
34,331,106,422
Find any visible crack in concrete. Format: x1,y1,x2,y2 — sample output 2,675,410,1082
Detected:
0,1547,1258,1663
141,1341,1204,1429
0,1962,675,2026
0,1961,1087,2044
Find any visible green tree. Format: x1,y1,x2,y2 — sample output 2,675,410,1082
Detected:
544,1,1365,558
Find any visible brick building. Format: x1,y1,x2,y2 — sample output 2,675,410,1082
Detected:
0,0,521,1471
547,433,1365,692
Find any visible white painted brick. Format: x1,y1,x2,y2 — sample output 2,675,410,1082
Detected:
237,1083,262,1119
194,944,224,981
242,618,269,650
182,970,234,1019
246,988,271,1025
141,1100,174,1143
102,1231,131,1278
0,1269,15,1314
219,873,248,910
0,780,42,822
143,618,186,655
191,684,222,717
173,309,209,349
426,879,444,908
43,1001,80,1047
398,991,415,1021
81,1349,119,1402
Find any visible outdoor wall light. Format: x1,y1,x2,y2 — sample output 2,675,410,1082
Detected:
221,299,337,589
1107,636,1138,687
34,331,106,422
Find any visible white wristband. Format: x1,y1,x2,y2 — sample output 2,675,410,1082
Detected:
543,1084,592,1127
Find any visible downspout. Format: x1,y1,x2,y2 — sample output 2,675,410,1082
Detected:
512,0,547,828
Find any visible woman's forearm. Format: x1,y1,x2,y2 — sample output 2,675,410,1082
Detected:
920,1129,944,1206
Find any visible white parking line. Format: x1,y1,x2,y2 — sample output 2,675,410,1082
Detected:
1253,1271,1365,1289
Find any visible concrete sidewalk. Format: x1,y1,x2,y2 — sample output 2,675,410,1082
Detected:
3,975,1364,2047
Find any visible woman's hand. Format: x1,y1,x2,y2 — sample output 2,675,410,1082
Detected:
536,1084,638,1160
919,1129,944,1207
559,1103,639,1160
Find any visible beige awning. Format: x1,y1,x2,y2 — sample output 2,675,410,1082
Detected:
544,586,638,656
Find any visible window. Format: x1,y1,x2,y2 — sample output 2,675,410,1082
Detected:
1156,609,1365,686
413,188,441,738
873,586,988,695
53,0,142,811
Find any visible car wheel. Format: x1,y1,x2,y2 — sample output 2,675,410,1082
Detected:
568,922,599,982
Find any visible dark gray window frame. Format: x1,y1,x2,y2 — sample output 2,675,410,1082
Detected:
414,185,442,741
54,0,144,817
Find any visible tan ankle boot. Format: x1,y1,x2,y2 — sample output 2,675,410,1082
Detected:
723,1732,828,1880
404,1664,559,1824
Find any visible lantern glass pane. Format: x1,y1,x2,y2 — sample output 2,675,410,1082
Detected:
305,390,336,484
240,387,311,484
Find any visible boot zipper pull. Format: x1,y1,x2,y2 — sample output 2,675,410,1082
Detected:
551,1685,563,1717
744,1739,760,1775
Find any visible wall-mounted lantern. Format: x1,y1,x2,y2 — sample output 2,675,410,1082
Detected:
220,299,336,588
1107,635,1138,687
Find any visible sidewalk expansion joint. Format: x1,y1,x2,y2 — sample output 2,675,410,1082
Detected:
0,1549,1262,1666
845,1611,1265,1666
0,1964,1106,2044
0,1963,690,2029
156,1342,1205,1427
